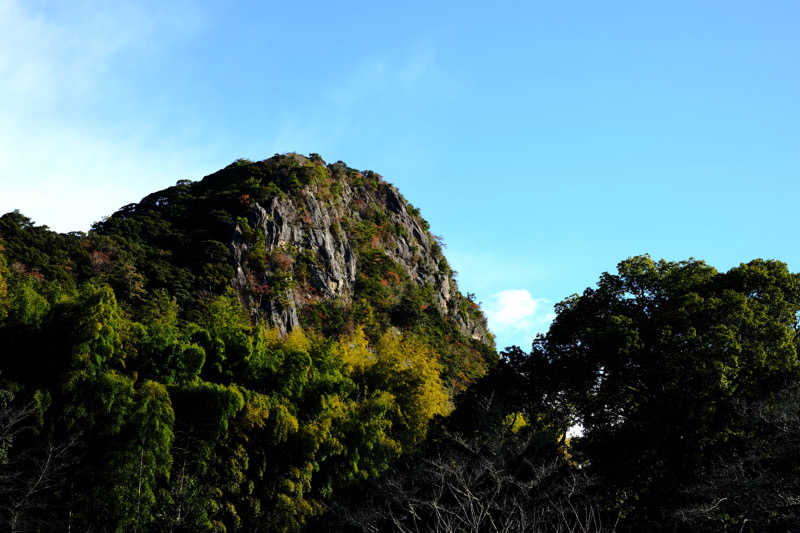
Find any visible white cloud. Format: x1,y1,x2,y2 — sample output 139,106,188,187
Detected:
484,289,555,350
486,289,546,331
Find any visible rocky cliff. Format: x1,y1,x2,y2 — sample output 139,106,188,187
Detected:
229,156,490,345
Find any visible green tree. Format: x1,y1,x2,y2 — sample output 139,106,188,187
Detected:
194,289,252,380
8,278,50,328
64,283,128,373
531,255,800,525
103,380,175,531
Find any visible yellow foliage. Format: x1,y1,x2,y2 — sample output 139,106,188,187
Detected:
504,411,529,433
256,324,282,349
283,327,311,353
322,394,349,416
241,393,272,430
271,404,299,442
335,326,375,373
240,391,299,441
375,330,450,444
560,437,576,466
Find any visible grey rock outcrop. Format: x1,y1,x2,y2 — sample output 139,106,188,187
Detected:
231,172,492,345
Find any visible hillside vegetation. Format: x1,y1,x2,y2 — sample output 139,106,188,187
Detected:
2,155,800,532
0,154,493,531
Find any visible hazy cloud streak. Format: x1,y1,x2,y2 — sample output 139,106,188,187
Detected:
0,0,209,232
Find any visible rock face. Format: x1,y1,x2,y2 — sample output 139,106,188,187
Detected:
229,159,492,345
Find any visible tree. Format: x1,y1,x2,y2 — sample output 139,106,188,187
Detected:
671,383,800,531
0,389,78,532
372,330,450,448
530,255,800,526
328,367,612,533
104,380,174,531
0,244,9,322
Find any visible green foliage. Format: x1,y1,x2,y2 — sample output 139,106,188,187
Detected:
171,381,244,440
178,343,207,383
7,276,50,328
9,155,800,533
193,289,253,380
0,210,91,287
528,255,800,528
0,153,497,532
354,248,408,317
67,283,127,372
333,255,800,532
136,290,208,384
63,369,135,435
103,380,175,529
300,300,348,337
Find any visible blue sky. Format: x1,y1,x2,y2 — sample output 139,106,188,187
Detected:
1,0,799,350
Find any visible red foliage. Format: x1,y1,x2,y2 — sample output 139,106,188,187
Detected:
247,271,271,294
8,261,45,280
91,250,111,266
239,193,251,206
354,198,367,213
273,252,294,272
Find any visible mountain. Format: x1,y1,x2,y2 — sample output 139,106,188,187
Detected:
90,152,495,384
4,156,800,532
0,153,496,531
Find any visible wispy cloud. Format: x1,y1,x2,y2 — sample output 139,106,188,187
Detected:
0,2,441,233
323,44,438,108
484,289,555,350
267,43,441,157
0,0,209,233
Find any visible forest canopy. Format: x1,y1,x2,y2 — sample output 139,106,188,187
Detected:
341,255,800,532
1,156,799,532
